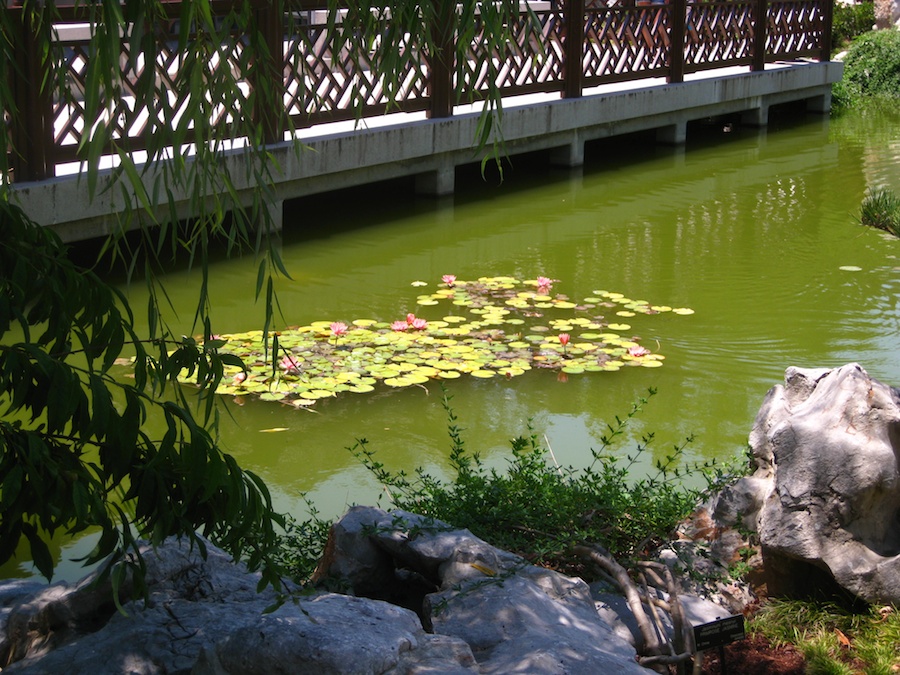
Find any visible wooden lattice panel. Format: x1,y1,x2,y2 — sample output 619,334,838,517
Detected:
51,25,253,162
283,20,429,125
767,0,823,58
456,9,564,100
683,1,754,68
583,7,670,82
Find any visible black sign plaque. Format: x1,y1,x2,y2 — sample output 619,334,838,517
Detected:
693,615,746,652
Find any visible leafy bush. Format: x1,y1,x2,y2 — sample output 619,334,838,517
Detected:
832,1,874,50
833,28,900,107
339,388,744,577
0,202,286,592
860,186,900,236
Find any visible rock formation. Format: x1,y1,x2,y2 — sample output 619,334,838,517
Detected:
874,0,900,29
0,508,654,673
701,363,900,604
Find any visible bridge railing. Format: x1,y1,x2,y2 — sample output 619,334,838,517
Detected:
5,0,832,183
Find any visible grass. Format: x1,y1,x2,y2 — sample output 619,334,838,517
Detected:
750,598,900,674
860,187,900,237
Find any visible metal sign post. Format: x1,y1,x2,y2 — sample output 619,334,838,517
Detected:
693,615,746,675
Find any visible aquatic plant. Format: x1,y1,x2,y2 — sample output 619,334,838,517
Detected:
185,276,694,407
860,186,900,237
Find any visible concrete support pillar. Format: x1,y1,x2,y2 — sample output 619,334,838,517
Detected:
656,122,687,145
416,165,455,196
549,137,585,167
741,104,769,127
805,90,832,114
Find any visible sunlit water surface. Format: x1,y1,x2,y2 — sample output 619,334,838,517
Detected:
6,103,900,581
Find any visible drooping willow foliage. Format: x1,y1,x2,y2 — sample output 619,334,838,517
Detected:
0,0,537,586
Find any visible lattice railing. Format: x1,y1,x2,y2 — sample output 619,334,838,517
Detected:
50,20,255,166
6,0,832,182
283,16,431,127
767,0,824,59
683,1,755,72
583,5,671,85
456,8,565,102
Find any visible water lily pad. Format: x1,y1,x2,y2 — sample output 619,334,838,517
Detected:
607,323,631,331
672,308,694,315
470,370,496,378
259,392,286,402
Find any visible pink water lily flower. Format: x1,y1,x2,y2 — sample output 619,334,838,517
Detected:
410,317,428,330
442,274,456,287
558,332,570,356
232,372,247,385
330,321,348,337
406,312,417,324
280,355,301,375
537,276,552,288
628,345,651,357
391,320,409,331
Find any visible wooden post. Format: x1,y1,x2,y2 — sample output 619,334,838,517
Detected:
751,0,767,71
428,0,454,119
562,0,584,99
668,0,686,84
9,5,53,182
818,0,833,61
253,2,285,145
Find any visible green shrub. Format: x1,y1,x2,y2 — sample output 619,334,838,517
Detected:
834,28,900,107
860,187,900,236
832,1,875,50
345,388,743,576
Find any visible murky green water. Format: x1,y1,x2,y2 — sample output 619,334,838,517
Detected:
7,102,900,581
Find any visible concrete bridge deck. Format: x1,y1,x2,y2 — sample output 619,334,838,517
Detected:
12,59,842,243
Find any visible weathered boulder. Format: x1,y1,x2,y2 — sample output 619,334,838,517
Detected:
703,363,900,604
315,506,648,674
874,0,900,29
0,538,477,674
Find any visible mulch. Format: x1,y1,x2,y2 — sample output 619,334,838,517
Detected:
700,633,806,675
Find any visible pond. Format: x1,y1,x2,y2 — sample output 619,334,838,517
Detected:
6,101,900,581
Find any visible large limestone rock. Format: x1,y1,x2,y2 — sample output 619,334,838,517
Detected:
314,506,648,674
874,0,900,29
0,538,477,674
708,364,900,604
0,508,651,673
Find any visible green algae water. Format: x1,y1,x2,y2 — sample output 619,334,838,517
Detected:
6,103,900,580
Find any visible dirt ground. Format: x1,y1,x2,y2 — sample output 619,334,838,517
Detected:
699,633,806,675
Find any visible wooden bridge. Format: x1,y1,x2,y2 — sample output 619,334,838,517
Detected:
6,0,842,241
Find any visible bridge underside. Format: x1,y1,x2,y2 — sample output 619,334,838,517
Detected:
14,61,842,244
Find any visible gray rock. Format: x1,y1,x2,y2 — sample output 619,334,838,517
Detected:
707,363,900,605
319,506,647,674
0,537,478,675
193,593,474,675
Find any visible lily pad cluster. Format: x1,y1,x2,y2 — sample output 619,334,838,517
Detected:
190,276,693,407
